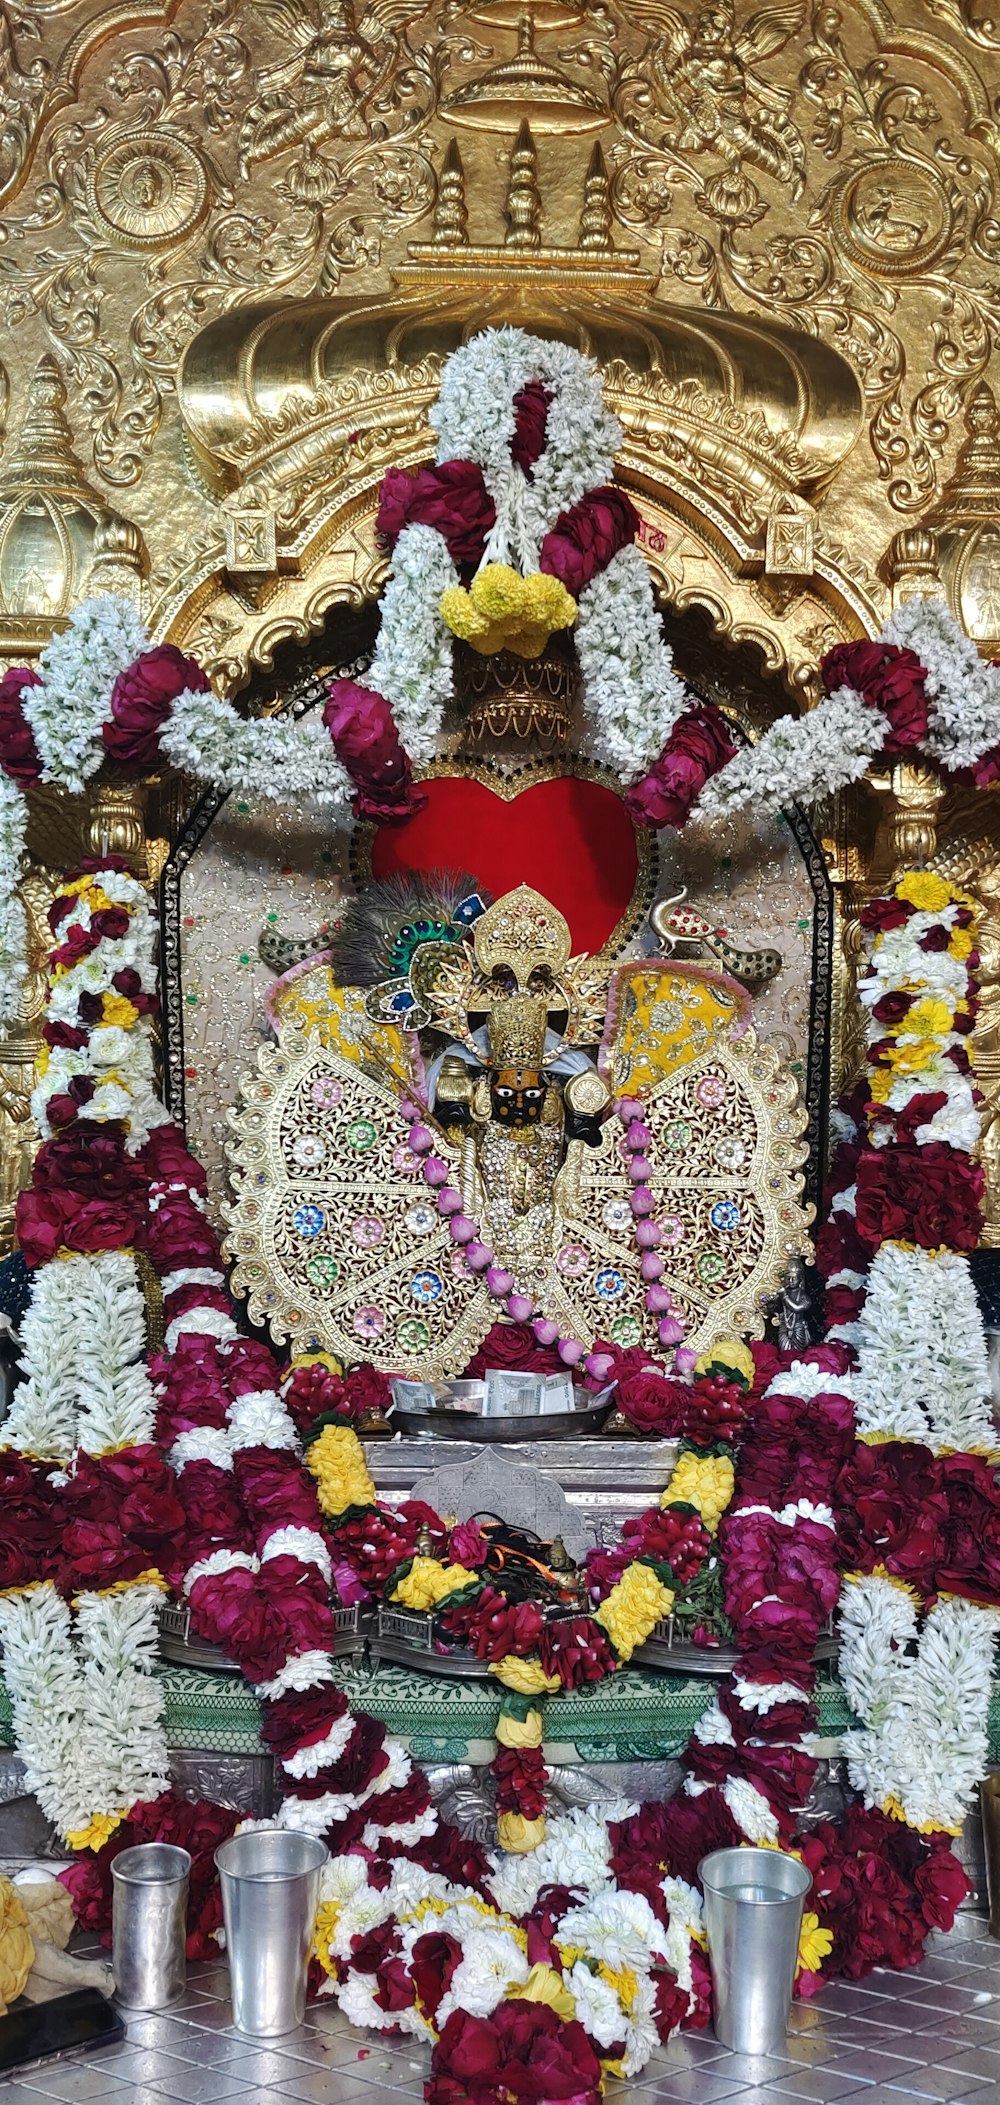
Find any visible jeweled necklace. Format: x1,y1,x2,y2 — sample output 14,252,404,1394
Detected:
402,1093,685,1375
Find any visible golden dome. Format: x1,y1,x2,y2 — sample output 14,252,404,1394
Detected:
0,358,146,647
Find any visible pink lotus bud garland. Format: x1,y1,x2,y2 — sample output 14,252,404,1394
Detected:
405,1095,686,1381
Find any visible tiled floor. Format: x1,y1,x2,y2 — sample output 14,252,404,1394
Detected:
4,1918,1000,2104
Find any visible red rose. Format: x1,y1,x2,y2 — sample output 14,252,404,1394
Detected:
536,1614,617,1688
260,1685,350,1762
145,1194,220,1271
463,1588,545,1664
854,1143,983,1252
323,678,423,824
626,702,738,830
15,1188,141,1266
0,666,42,784
174,1459,247,1565
429,2004,603,2105
289,1711,389,1799
914,1839,970,1929
104,646,209,768
377,459,496,570
59,1520,149,1590
599,1345,689,1436
411,1931,462,2025
821,640,930,757
540,485,639,596
683,1372,749,1448
89,907,131,941
860,895,913,935
142,1122,208,1193
463,1322,563,1378
235,1449,323,1538
511,382,552,477
494,1745,547,1819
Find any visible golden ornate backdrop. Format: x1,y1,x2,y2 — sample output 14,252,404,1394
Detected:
3,0,1000,1246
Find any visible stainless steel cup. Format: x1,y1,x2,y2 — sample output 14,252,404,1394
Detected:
111,1842,191,2011
700,1844,812,2055
215,1826,328,2037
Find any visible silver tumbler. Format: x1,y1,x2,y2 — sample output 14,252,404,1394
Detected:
112,1842,191,2011
215,1826,328,2037
700,1844,812,2055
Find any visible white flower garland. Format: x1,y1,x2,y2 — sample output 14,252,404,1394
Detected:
21,597,149,793
0,770,27,1034
839,1578,999,1833
5,1250,156,1458
159,691,352,809
886,596,1000,771
367,523,458,766
852,1242,993,1451
694,684,882,825
429,327,620,565
0,1583,169,1842
575,544,689,781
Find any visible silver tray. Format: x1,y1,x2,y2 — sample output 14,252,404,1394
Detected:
157,1600,368,1674
635,1627,839,1676
391,1398,615,1441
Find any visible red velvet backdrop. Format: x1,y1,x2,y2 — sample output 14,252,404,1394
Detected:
370,773,642,954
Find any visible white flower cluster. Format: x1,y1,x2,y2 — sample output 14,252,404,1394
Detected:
853,1241,993,1451
886,596,1000,772
316,1808,698,2080
694,684,882,826
0,770,27,1033
0,1583,169,1842
159,690,352,810
430,327,620,564
5,1250,157,1458
840,1577,999,1832
367,523,459,765
21,597,149,793
575,544,689,780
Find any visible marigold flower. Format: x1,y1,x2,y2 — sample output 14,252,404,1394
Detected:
895,871,953,914
439,565,577,660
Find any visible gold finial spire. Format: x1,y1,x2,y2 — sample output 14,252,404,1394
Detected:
504,117,541,250
578,140,613,251
432,138,469,246
0,356,90,496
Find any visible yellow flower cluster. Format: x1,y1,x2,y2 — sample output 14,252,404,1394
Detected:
489,1656,560,1697
0,1881,33,2015
797,1911,834,1977
508,1961,576,2017
101,991,139,1029
496,1810,547,1854
662,1450,735,1535
496,1705,544,1749
596,1561,674,1663
391,1557,479,1612
66,1810,126,1853
439,565,577,659
882,1791,962,1837
305,1424,375,1517
311,1898,341,1976
694,1337,755,1388
895,872,962,915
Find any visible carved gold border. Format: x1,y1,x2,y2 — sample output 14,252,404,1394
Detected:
349,753,658,966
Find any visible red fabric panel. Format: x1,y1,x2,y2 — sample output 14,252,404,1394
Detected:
370,774,640,953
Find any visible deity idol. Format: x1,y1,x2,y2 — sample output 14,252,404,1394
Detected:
225,869,810,1380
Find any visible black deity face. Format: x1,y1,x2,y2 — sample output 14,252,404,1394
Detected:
490,1067,546,1125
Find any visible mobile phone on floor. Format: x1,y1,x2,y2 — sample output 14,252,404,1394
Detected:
0,1988,125,2075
